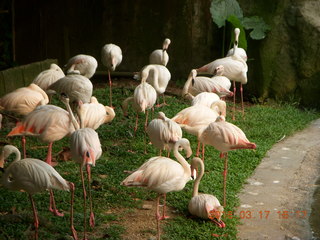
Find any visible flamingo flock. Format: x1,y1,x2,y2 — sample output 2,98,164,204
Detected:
0,28,256,240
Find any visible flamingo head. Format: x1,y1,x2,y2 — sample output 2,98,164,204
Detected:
214,65,224,76
163,38,171,51
208,206,226,228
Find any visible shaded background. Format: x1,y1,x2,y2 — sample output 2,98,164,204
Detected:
1,0,320,108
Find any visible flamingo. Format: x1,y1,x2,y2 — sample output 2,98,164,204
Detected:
188,157,225,228
122,77,157,134
101,43,122,107
0,145,77,240
60,94,102,240
149,38,171,66
0,83,49,116
32,63,65,99
76,96,115,130
146,111,182,156
182,68,233,101
48,70,93,106
171,100,226,156
64,54,97,79
140,64,171,107
198,116,256,206
121,138,192,240
197,28,248,119
191,92,220,108
7,104,76,164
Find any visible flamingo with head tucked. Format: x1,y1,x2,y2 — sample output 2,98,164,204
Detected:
101,43,122,107
65,54,97,79
0,145,77,240
146,111,182,156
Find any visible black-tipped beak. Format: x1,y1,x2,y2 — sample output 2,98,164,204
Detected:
0,167,4,173
191,175,195,180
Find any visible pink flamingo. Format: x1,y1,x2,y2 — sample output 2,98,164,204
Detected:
188,157,225,228
182,68,233,100
197,28,248,119
198,116,256,206
121,138,192,240
61,94,102,240
149,38,171,66
76,96,115,130
101,43,122,107
0,145,77,240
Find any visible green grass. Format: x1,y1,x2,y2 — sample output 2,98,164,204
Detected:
0,85,319,239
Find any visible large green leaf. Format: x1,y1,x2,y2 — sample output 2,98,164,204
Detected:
227,15,247,50
210,0,243,28
241,16,271,40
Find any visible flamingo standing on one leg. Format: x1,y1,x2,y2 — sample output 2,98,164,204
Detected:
121,138,193,240
122,77,157,134
64,54,98,79
198,116,256,206
196,28,248,119
101,43,122,108
188,157,225,228
60,94,102,240
146,111,182,156
0,145,77,240
149,38,171,66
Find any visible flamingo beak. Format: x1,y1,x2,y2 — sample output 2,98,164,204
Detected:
209,210,226,228
84,149,96,167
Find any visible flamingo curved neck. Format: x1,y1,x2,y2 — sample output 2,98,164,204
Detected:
192,158,204,197
1,146,21,187
182,73,193,98
144,65,164,93
173,142,190,176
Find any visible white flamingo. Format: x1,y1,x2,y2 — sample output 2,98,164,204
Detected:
121,138,192,240
61,94,102,240
149,38,171,66
182,68,233,100
188,157,225,228
32,63,65,99
197,28,248,119
48,71,93,106
122,77,157,134
140,64,171,106
146,111,182,156
101,43,122,107
191,92,220,108
65,54,97,79
0,145,77,240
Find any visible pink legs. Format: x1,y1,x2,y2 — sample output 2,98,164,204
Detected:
49,190,64,216
156,194,170,240
22,136,26,159
108,70,113,108
221,153,228,207
29,194,39,240
79,163,95,240
232,81,245,120
69,182,78,240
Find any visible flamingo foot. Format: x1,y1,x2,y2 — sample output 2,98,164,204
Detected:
89,212,95,228
158,215,170,220
49,207,64,217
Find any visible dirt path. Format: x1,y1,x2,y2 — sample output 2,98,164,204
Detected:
237,119,320,240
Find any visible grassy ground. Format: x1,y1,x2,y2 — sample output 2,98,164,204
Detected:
0,84,319,240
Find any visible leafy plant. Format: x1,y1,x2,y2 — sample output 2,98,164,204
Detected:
210,0,270,53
